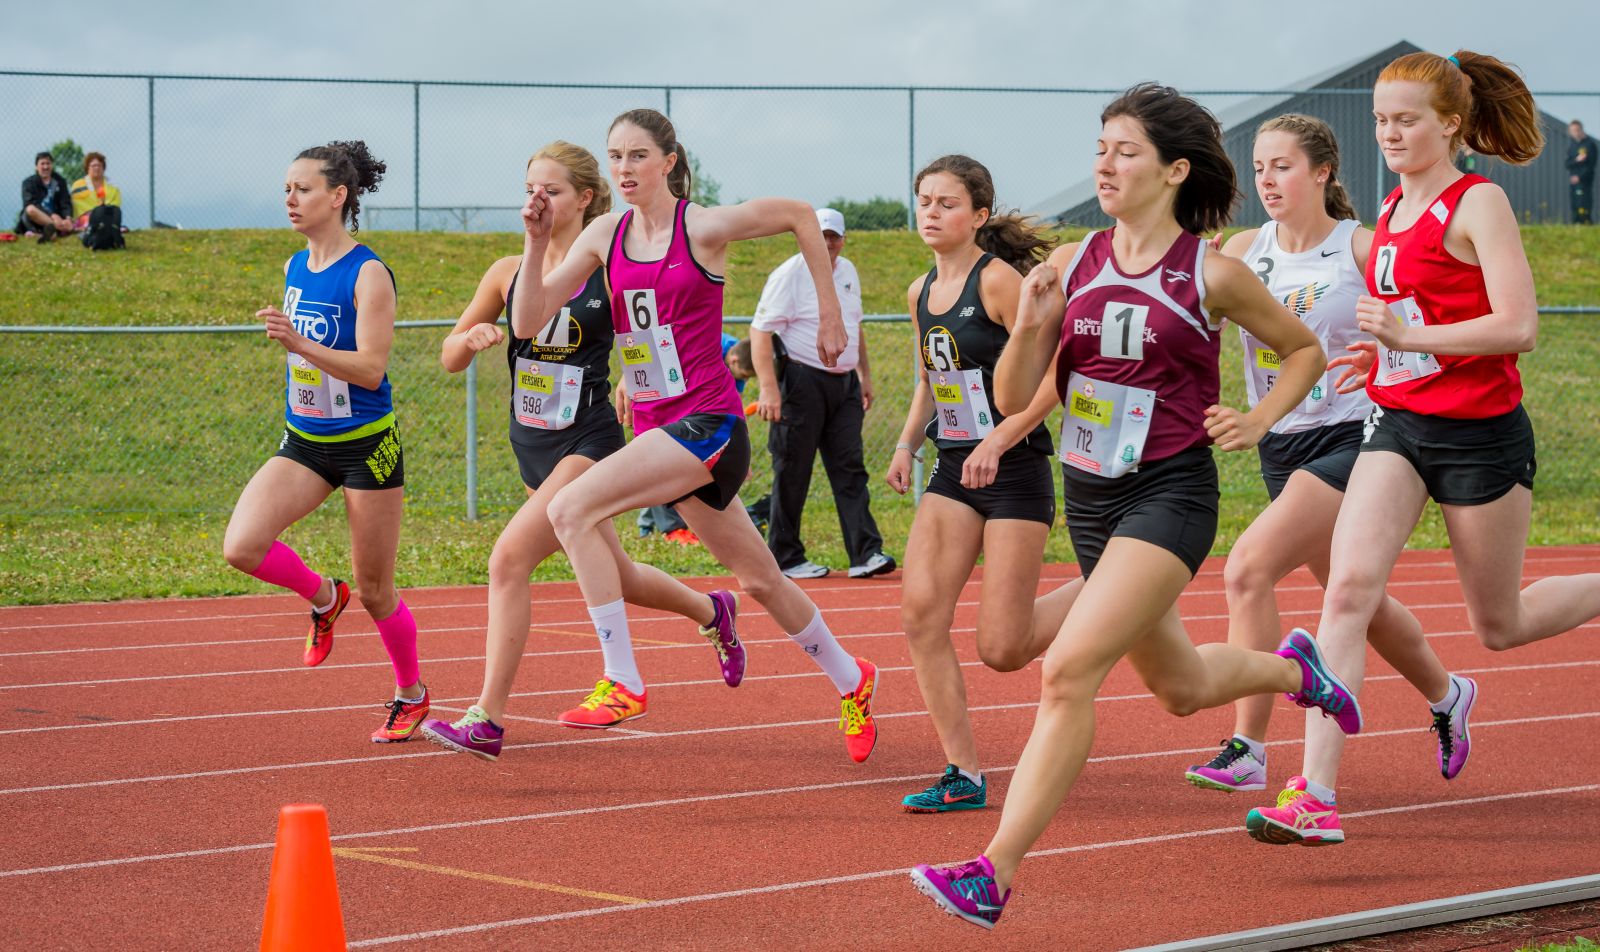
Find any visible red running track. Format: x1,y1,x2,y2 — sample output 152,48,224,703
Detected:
3,546,1599,950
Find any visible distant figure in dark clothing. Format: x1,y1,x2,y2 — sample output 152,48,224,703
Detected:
1568,120,1597,225
18,152,77,242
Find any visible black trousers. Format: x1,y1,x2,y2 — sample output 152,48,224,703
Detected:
767,362,884,569
1573,178,1593,224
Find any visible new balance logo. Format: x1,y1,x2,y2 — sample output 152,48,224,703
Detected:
959,306,975,317
587,299,603,308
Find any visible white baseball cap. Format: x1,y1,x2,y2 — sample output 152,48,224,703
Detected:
816,207,846,236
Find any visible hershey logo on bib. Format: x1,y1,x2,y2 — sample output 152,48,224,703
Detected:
286,354,351,419
1374,298,1443,387
1059,372,1155,478
616,288,686,402
513,358,584,430
1242,331,1330,415
929,369,995,441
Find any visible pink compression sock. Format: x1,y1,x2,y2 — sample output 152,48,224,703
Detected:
248,540,323,601
375,598,421,687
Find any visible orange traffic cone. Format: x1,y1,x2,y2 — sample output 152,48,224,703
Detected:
260,803,347,952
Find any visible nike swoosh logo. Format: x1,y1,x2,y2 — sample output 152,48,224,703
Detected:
667,262,682,269
467,728,497,743
1321,250,1339,257
943,791,979,803
974,902,1003,912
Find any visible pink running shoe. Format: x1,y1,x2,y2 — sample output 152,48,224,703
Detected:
1245,776,1344,846
700,590,745,687
1278,628,1362,734
910,855,1010,930
1185,738,1267,792
1431,674,1477,780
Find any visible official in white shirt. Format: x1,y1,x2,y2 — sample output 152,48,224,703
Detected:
750,208,894,580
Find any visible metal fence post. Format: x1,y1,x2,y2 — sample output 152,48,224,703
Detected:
906,87,916,228
465,355,479,520
664,85,672,116
147,77,155,228
413,82,421,232
912,454,924,503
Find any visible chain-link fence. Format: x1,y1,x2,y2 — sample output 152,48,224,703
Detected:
6,69,1600,233
0,317,941,520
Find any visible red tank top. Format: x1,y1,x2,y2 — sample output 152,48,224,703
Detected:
605,199,745,431
1365,174,1520,418
1056,229,1221,463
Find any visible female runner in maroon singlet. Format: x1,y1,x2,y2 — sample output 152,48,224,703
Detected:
909,84,1357,930
1247,50,1600,847
510,109,881,763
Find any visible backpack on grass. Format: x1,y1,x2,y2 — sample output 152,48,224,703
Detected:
83,204,124,251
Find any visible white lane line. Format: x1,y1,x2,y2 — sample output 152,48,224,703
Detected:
340,780,1600,947
8,636,1600,738
7,611,1595,692
5,715,1595,882
3,653,1594,800
5,550,1593,635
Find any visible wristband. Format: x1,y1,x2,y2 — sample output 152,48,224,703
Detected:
895,442,924,462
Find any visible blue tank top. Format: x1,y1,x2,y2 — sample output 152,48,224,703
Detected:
281,244,396,438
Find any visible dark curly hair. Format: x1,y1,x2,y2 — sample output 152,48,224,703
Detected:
296,140,386,232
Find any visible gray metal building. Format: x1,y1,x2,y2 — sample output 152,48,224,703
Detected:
1033,41,1578,228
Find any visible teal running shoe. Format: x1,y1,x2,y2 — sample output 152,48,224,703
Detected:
902,764,987,813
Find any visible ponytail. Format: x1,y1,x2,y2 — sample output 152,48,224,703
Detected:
296,140,386,233
1377,51,1544,166
668,143,692,201
976,212,1054,275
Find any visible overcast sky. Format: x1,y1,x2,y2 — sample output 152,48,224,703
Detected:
5,0,1597,229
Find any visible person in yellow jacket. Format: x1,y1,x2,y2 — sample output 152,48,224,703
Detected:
70,152,121,228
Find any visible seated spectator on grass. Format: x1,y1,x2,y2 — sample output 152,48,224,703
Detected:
18,152,76,242
70,152,122,229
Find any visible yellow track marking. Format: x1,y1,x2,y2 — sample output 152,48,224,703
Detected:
333,847,647,904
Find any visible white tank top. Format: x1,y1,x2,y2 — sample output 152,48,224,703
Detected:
1239,218,1372,435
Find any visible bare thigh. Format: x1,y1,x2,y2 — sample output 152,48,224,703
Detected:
223,455,334,569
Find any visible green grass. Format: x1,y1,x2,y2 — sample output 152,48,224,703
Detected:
1520,939,1599,952
3,226,1599,604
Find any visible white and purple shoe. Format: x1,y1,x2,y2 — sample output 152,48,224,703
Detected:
1278,628,1363,735
700,590,745,687
1431,674,1477,780
419,706,504,762
910,855,1010,930
1185,738,1267,792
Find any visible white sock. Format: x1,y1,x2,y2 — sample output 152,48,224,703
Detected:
1234,734,1266,762
588,599,644,695
788,609,859,694
311,584,337,615
958,767,983,786
1429,675,1461,714
1304,777,1337,804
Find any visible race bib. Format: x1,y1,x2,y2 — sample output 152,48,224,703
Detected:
1372,297,1443,388
928,368,995,442
513,358,584,430
1059,372,1155,478
616,288,686,402
286,353,351,419
1242,332,1331,416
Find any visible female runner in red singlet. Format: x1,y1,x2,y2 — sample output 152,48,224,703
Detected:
1246,50,1600,846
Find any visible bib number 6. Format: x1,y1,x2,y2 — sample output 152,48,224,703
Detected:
628,289,660,331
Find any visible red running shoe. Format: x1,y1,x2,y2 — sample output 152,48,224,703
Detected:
304,579,350,667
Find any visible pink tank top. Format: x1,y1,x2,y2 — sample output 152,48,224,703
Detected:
605,199,745,432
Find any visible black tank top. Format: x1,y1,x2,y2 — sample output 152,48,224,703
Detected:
505,266,613,444
916,254,1051,454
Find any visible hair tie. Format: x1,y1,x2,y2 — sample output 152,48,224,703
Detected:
1446,54,1460,66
